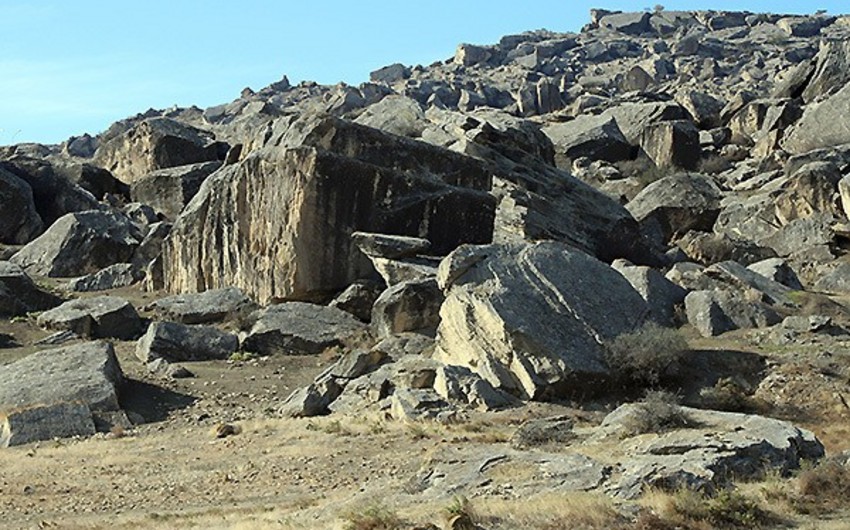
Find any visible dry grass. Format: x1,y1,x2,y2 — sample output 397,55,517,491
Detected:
342,504,406,530
473,492,628,529
641,487,779,529
791,460,850,514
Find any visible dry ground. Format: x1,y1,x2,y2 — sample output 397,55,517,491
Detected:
2,284,850,529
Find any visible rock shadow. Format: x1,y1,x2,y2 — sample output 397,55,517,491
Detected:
119,378,198,424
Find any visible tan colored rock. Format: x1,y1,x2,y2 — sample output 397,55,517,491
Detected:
94,118,227,184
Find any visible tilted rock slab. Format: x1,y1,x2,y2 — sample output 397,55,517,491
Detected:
161,116,496,304
0,261,62,317
0,166,43,244
0,341,124,446
434,242,650,400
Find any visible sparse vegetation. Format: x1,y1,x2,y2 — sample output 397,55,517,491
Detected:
623,390,693,436
699,378,753,412
606,322,689,386
791,459,850,514
342,505,405,530
472,492,628,529
229,350,260,362
643,487,778,529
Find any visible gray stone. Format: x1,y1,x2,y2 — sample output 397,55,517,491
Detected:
762,214,836,257
0,341,123,415
242,302,367,356
351,231,431,259
353,96,426,138
747,258,803,290
93,117,227,184
601,101,689,144
56,162,127,201
0,261,62,317
10,211,141,277
542,115,632,166
371,279,444,337
639,121,701,170
329,281,384,322
685,290,781,337
783,83,850,155
130,161,222,220
612,260,687,325
599,12,651,35
777,17,822,37
603,405,824,498
676,232,777,267
0,402,96,447
37,296,143,340
814,262,850,294
66,263,140,292
146,358,194,379
626,173,723,243
366,256,440,287
0,166,43,244
433,364,515,412
676,91,725,129
455,44,492,66
132,221,171,270
136,321,239,363
122,202,159,227
510,416,575,449
147,287,257,324
801,39,850,103
704,260,796,307
435,242,649,400
369,63,408,84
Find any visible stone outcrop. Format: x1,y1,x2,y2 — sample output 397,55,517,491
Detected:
136,321,239,363
10,211,141,277
146,287,256,324
0,167,43,244
130,161,222,220
37,296,143,340
0,261,62,316
434,242,649,400
94,118,228,184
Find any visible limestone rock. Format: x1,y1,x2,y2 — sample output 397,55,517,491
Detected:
136,321,238,363
0,261,62,317
130,161,222,220
639,120,701,170
433,364,515,412
0,166,43,244
0,341,124,417
783,83,850,155
10,211,141,278
0,402,96,447
612,260,687,325
510,416,575,449
747,258,803,290
351,232,431,259
542,115,632,166
66,263,141,292
147,287,256,324
37,296,143,340
353,96,427,138
435,242,649,400
94,117,227,184
626,173,723,243
371,279,444,337
329,281,384,322
161,116,495,305
685,290,781,337
242,302,368,356
801,39,850,103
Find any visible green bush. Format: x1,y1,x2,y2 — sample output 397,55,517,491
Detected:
606,322,689,386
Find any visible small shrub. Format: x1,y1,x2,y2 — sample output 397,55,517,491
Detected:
606,323,689,386
792,459,850,514
343,505,404,530
673,488,775,529
228,351,259,363
444,496,479,529
699,378,752,412
623,390,693,436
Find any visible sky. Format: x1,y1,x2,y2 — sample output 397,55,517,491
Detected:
1,1,846,145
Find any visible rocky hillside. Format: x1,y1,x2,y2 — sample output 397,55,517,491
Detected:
3,8,850,529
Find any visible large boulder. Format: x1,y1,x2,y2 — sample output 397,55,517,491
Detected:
612,260,687,325
136,321,239,363
0,167,43,244
626,173,723,243
801,39,850,104
0,157,102,227
434,242,650,400
783,83,850,155
130,161,222,220
0,341,124,445
66,263,141,292
94,117,228,184
37,296,143,340
242,302,368,356
160,115,496,304
639,120,701,170
146,287,256,324
542,115,632,166
10,211,142,277
353,95,427,138
371,279,444,337
685,290,781,337
0,261,62,316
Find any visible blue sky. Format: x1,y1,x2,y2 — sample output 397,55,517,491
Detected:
1,1,845,145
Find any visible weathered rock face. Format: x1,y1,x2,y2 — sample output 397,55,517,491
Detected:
242,302,368,356
37,296,143,340
0,341,124,419
10,211,141,278
161,116,497,304
0,262,62,316
1,402,96,447
542,115,632,166
371,279,444,337
435,242,650,400
626,173,723,243
55,162,129,201
639,120,701,170
0,157,102,227
685,290,781,337
136,322,239,363
0,167,43,244
783,83,850,155
130,161,222,220
94,118,228,184
147,287,256,324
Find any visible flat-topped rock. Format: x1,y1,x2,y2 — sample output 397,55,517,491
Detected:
136,321,239,363
146,287,257,324
351,231,431,259
37,296,142,340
